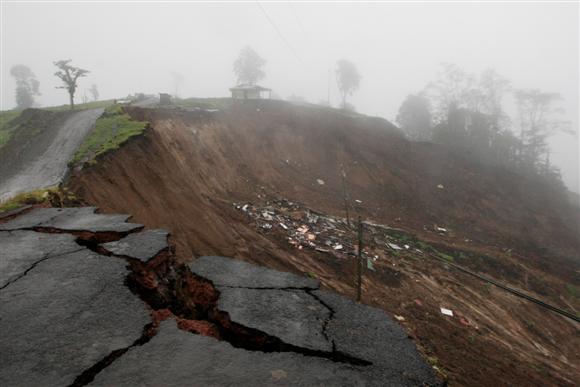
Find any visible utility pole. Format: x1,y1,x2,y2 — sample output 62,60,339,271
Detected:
340,166,351,228
356,216,363,302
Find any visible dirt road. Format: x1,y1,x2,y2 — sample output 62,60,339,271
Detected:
0,108,103,202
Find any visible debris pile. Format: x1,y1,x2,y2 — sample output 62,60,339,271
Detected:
234,198,358,259
233,198,428,270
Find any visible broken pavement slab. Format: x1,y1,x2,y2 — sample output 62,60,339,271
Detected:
218,287,332,352
91,320,373,387
0,248,150,387
0,206,152,387
0,230,81,288
94,256,440,386
189,255,319,289
0,207,142,234
101,229,169,261
1,208,440,386
312,290,437,383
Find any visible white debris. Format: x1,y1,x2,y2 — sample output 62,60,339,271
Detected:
334,244,343,250
316,179,325,185
394,315,405,321
242,204,249,212
279,223,288,230
262,211,273,221
387,243,403,250
355,199,362,204
435,226,448,233
437,184,444,189
440,308,454,317
404,244,410,249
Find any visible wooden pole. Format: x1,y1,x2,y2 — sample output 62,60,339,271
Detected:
341,166,351,228
356,216,363,302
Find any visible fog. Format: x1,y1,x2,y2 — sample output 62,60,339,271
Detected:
1,2,578,192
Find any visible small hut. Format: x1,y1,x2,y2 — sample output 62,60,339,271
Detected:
159,93,172,106
229,84,271,100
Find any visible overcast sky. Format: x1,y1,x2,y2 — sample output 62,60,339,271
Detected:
1,1,578,192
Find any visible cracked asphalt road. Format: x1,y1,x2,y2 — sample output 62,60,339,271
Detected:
0,207,440,386
0,108,103,202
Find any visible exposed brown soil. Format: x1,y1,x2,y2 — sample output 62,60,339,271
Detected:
69,101,580,386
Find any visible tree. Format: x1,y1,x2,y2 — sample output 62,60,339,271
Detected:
478,69,511,150
10,65,40,110
396,94,432,141
336,59,361,109
426,63,475,123
514,89,570,172
89,84,99,101
233,46,266,85
54,60,89,109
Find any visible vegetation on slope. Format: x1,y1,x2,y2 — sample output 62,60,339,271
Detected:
0,110,23,148
71,104,148,166
0,187,79,213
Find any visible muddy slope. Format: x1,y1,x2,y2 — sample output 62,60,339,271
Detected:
70,101,580,386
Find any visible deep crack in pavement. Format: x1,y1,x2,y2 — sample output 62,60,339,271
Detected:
0,207,440,386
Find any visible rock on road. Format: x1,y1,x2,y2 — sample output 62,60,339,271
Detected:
0,108,104,202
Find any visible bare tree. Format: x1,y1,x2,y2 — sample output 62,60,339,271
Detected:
10,65,40,110
233,46,266,85
514,89,571,172
425,63,476,123
336,59,361,109
53,60,89,109
89,84,99,102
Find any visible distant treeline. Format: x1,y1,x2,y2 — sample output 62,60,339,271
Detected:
397,63,573,188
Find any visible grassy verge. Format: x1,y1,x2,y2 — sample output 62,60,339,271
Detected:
71,104,148,166
0,187,80,213
0,110,23,148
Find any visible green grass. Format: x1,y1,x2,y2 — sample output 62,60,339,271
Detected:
0,110,23,148
566,284,580,299
436,251,455,262
0,187,58,212
0,187,81,212
43,99,115,112
71,104,148,166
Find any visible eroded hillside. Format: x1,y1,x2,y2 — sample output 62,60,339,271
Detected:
69,101,580,386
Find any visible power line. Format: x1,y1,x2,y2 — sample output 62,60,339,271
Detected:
256,2,303,64
288,2,308,39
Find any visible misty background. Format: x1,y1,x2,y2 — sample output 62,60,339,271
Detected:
1,2,578,192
